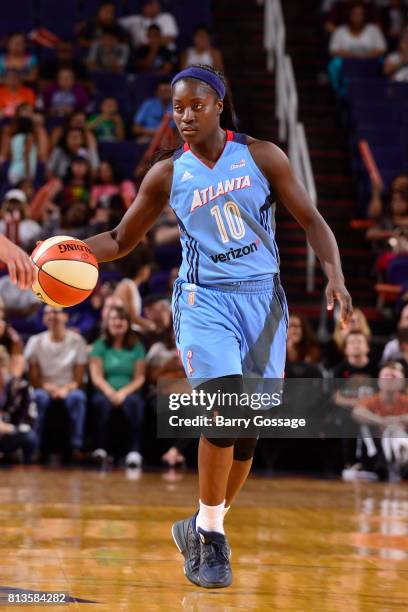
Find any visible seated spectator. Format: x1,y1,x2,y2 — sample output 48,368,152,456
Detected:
323,0,378,34
151,203,179,246
333,330,378,380
47,126,99,179
0,33,38,84
0,189,41,251
286,312,321,364
39,40,90,88
89,305,146,468
0,276,40,318
114,247,156,332
86,293,125,344
325,307,372,366
120,0,179,49
353,362,408,480
329,2,386,58
87,97,125,142
384,26,408,80
87,27,130,73
90,161,136,209
134,24,175,75
132,79,172,143
381,303,408,363
43,68,89,118
0,306,24,378
142,295,173,350
77,1,129,47
0,346,38,464
50,110,96,150
181,26,224,71
381,0,408,50
366,185,408,275
0,70,36,119
46,156,92,215
24,306,88,453
368,173,408,219
0,103,48,185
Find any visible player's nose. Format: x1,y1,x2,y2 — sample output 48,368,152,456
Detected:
182,107,195,122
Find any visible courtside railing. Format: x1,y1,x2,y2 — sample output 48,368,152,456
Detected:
258,0,317,293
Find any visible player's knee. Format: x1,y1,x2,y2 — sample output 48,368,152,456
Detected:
202,435,237,448
233,437,258,461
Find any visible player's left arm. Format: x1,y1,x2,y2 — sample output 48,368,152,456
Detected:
250,140,352,324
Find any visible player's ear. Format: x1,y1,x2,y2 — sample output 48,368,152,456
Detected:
216,100,223,115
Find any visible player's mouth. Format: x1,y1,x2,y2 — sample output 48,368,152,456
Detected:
181,127,198,134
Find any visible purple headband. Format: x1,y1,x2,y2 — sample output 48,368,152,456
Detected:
171,67,226,100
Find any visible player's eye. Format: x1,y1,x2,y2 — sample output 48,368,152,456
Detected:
173,105,183,112
193,104,203,111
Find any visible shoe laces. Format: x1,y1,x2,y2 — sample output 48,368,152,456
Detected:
202,538,229,567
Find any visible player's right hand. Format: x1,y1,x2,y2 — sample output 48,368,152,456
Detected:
7,242,36,290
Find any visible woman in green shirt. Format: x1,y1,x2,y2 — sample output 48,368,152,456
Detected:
90,305,146,468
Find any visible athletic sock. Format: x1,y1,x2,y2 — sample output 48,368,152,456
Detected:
223,505,230,518
196,499,225,534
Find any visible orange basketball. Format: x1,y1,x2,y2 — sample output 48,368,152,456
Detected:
31,235,99,308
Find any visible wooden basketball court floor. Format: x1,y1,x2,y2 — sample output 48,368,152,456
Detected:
1,468,408,611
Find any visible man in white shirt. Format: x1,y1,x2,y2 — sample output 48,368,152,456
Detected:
119,0,178,48
329,3,386,57
25,306,88,451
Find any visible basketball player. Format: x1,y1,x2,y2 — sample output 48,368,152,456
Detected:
0,234,35,289
86,65,352,588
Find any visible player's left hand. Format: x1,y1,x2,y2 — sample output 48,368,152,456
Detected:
325,278,353,327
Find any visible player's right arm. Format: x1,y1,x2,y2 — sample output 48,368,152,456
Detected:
0,234,35,289
86,158,173,262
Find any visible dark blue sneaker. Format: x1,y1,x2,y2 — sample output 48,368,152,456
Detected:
172,512,201,586
197,528,232,588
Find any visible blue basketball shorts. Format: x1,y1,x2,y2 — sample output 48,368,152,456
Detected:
172,275,288,385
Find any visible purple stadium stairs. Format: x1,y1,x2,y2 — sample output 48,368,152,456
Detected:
213,0,379,325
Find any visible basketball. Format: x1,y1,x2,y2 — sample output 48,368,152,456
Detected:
30,236,99,308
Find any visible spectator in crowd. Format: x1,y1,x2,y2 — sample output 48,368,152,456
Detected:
323,0,378,34
89,193,124,236
134,24,174,75
368,173,408,219
87,27,130,73
24,306,88,453
132,79,172,143
50,110,96,149
46,156,93,216
0,70,36,119
0,103,48,185
180,26,224,71
86,293,125,344
151,203,179,247
353,362,408,480
0,304,24,378
329,2,386,58
332,330,378,380
286,312,321,364
120,0,179,49
78,1,129,47
114,247,156,331
0,346,38,464
39,40,90,88
366,184,408,275
381,302,408,362
0,33,38,84
89,305,146,468
0,189,41,251
381,0,408,50
384,26,408,80
326,307,372,366
87,97,125,142
90,161,136,210
47,126,99,179
393,327,408,377
43,68,89,119
142,294,173,350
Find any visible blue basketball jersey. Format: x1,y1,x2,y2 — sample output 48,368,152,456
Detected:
170,130,280,286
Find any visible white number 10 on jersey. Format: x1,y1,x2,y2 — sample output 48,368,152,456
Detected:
210,201,246,243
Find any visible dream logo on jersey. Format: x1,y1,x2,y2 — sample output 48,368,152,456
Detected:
210,239,260,263
190,175,251,212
